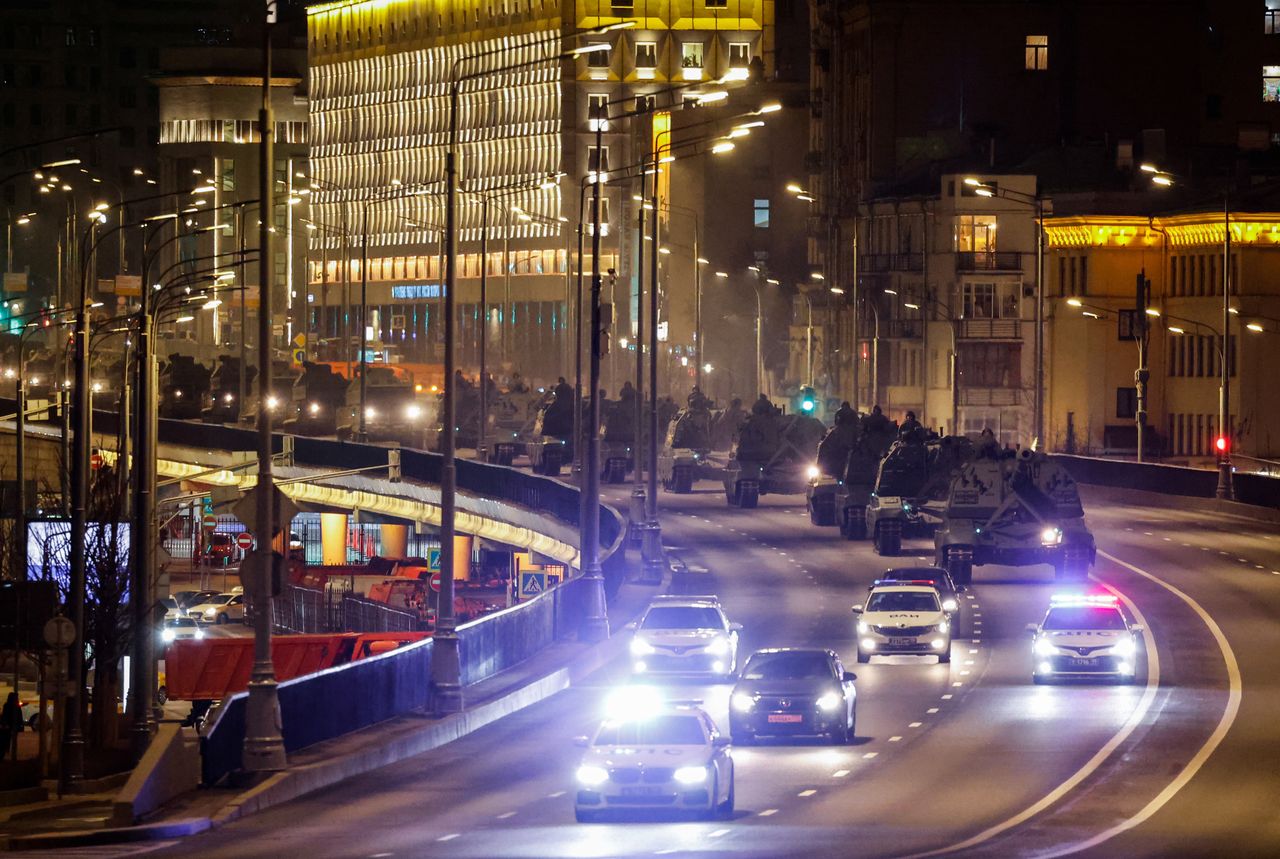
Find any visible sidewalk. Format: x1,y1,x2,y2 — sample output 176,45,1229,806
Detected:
2,568,663,851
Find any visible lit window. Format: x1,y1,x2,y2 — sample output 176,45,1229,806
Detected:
588,94,609,131
1025,35,1048,71
955,215,998,252
681,42,705,80
753,198,770,229
1264,66,1280,102
729,42,751,68
1267,4,1280,34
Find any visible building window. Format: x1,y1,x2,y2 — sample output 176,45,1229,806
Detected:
1116,387,1137,420
588,145,609,179
955,215,997,252
958,342,1021,388
681,42,705,79
1025,35,1048,71
729,42,751,68
611,0,634,9
588,196,610,235
119,87,136,108
588,94,609,131
65,27,76,46
635,42,657,68
1265,66,1280,101
706,0,728,8
1267,5,1280,34
961,282,996,319
634,94,655,114
753,198,770,228
586,42,610,68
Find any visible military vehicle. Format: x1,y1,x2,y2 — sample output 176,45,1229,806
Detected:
806,412,862,526
337,364,426,446
281,361,349,436
202,355,256,423
525,385,574,476
158,354,211,420
864,434,973,555
723,410,825,508
89,353,127,412
600,393,638,484
658,407,713,493
486,387,540,465
933,447,1095,586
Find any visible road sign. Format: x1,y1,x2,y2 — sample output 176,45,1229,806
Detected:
231,484,300,533
293,332,306,347
427,547,441,573
42,616,75,649
90,452,104,471
519,571,547,599
201,513,218,531
235,532,254,550
292,348,306,365
429,571,441,593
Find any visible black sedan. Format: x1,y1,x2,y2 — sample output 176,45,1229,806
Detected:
871,565,963,612
728,648,856,745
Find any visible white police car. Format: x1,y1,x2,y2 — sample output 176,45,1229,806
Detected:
1027,594,1143,684
853,584,953,663
628,595,741,677
573,688,734,822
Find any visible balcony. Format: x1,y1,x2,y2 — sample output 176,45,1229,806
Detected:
882,319,923,339
858,253,924,273
959,387,1023,407
954,251,1026,272
957,318,1022,340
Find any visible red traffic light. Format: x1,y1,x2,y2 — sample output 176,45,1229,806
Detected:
1215,436,1228,453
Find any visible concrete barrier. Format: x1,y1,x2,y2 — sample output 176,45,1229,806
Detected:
111,723,200,825
1053,454,1280,510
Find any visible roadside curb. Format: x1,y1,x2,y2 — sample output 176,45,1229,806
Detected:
7,817,211,850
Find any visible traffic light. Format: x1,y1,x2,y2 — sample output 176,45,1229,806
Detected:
798,386,817,414
1215,435,1228,456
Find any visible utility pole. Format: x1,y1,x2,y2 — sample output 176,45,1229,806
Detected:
1135,271,1150,463
243,0,287,773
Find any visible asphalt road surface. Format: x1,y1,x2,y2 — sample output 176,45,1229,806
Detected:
132,481,1275,859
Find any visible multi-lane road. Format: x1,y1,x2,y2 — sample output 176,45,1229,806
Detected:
144,481,1275,858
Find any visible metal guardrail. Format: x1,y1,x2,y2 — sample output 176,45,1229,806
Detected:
1053,454,1280,510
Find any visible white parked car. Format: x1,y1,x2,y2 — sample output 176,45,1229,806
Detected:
853,584,952,663
161,616,205,643
628,595,741,677
574,694,734,823
188,593,246,625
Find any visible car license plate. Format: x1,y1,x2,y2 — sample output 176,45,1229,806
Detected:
767,713,803,724
1070,657,1096,667
621,786,662,796
889,637,916,646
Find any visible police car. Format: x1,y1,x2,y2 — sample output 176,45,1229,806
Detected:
853,584,953,664
573,688,734,822
1026,594,1143,684
628,595,741,677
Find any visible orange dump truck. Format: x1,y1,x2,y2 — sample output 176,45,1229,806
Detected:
162,631,430,701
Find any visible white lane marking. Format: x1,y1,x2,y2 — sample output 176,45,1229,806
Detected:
909,722,923,728
960,670,971,676
1218,550,1229,556
437,834,460,842
1036,551,1243,858
371,854,394,858
927,708,939,714
547,790,566,798
907,554,1180,858
1163,537,1172,542
832,769,850,778
758,808,779,816
969,649,979,654
1201,546,1210,551
798,789,817,797
862,752,878,759
952,681,964,687
940,694,953,700
496,811,516,819
1237,558,1248,564
889,736,902,742
708,828,730,838
1255,565,1265,570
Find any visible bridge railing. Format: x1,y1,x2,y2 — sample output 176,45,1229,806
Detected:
1052,454,1280,510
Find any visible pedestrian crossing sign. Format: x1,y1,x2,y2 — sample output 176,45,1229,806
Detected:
519,571,548,598
427,547,441,572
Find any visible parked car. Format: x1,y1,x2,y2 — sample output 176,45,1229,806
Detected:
195,532,242,567
176,590,220,610
188,593,246,624
161,616,205,643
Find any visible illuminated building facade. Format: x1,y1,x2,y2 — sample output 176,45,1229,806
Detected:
305,0,775,386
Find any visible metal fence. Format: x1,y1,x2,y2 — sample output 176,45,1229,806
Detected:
341,595,418,632
273,585,326,634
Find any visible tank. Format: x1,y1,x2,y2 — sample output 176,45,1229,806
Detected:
158,354,211,420
202,355,256,424
806,411,861,526
933,446,1095,586
281,362,349,436
723,410,826,508
485,387,541,465
600,393,638,484
657,406,712,493
337,364,427,447
524,384,575,476
863,434,973,555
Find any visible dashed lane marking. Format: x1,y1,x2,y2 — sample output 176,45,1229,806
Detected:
496,812,516,819
798,789,817,797
927,708,939,714
889,736,903,742
909,722,923,728
708,828,730,839
832,769,850,778
941,694,953,700
863,752,878,759
547,790,566,798
437,834,460,842
758,809,779,817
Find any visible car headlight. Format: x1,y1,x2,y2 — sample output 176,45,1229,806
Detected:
806,464,821,480
308,402,320,415
856,621,869,635
576,765,609,786
942,598,958,612
406,404,422,420
673,765,708,785
365,406,377,419
223,393,234,403
194,628,205,640
815,691,842,712
266,395,279,410
1034,637,1056,657
730,692,755,713
705,636,730,657
161,628,175,642
203,609,217,619
630,638,655,656
1041,527,1063,546
1113,638,1136,658
936,621,950,635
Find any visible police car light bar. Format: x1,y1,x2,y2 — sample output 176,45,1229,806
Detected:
1049,593,1119,607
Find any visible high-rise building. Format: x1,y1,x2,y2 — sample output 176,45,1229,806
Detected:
304,0,786,391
